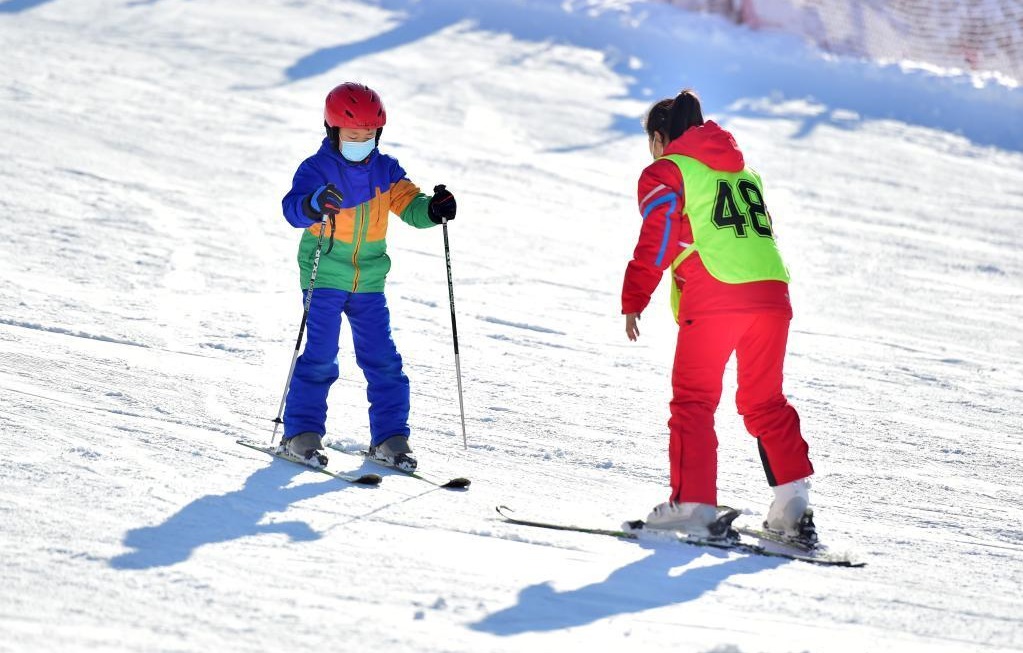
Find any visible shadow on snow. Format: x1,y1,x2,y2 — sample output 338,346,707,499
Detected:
109,462,350,570
470,538,787,634
281,0,1023,152
0,0,54,13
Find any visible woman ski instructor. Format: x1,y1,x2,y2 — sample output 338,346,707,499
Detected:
622,89,816,541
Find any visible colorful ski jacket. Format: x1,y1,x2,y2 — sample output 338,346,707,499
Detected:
282,138,436,293
622,121,792,320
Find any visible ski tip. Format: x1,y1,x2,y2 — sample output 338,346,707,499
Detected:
442,477,471,489
803,554,867,568
354,474,383,485
496,505,517,518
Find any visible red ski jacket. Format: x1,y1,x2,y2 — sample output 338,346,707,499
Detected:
622,121,793,319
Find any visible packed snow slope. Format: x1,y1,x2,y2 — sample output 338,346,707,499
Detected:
2,1,1022,651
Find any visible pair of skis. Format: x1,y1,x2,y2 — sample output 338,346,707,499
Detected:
236,439,470,489
494,505,865,568
238,440,861,567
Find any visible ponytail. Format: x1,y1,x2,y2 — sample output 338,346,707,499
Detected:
667,89,704,140
644,88,704,143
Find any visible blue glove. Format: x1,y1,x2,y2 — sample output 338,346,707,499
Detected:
302,184,343,221
428,184,456,224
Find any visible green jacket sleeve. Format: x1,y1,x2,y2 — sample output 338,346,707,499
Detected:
399,193,437,229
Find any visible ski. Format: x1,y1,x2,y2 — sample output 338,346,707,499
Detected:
237,439,382,485
495,505,739,550
495,506,865,567
495,505,640,539
718,504,826,553
734,524,816,552
326,443,470,490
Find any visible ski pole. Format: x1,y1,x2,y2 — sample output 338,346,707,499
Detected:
270,212,330,446
437,187,468,450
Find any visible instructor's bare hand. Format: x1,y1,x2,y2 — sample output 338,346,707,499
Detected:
625,313,641,341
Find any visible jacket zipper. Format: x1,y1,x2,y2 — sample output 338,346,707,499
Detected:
351,203,365,292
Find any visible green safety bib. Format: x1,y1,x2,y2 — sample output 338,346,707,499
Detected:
662,154,790,321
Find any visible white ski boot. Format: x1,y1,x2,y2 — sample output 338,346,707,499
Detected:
765,478,817,545
645,502,721,538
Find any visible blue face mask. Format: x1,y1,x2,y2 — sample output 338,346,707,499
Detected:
340,139,376,162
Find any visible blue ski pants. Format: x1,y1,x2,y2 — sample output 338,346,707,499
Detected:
283,289,410,445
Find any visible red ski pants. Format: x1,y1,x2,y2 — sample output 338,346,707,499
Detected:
668,313,813,505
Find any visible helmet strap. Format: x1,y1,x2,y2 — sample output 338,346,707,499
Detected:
325,122,340,150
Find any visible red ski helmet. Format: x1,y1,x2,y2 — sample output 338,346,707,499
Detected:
324,82,387,129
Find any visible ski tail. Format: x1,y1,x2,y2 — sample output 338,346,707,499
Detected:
496,506,638,539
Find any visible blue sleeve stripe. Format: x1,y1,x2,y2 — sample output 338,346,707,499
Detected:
310,185,326,211
654,195,677,267
642,193,674,220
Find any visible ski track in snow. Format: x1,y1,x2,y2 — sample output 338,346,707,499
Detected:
2,0,1022,652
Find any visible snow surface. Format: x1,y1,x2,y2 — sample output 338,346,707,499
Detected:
2,0,1022,651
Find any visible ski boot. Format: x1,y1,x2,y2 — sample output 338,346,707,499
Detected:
765,478,818,547
367,435,417,473
279,432,328,468
645,502,735,540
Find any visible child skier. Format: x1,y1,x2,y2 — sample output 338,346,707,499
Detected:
279,82,457,472
622,89,815,540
